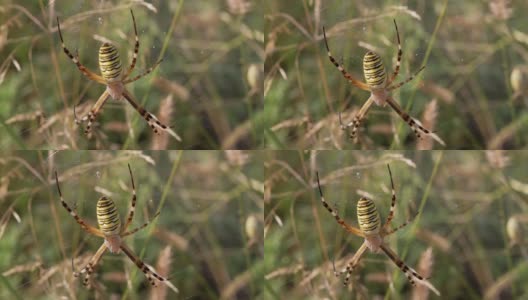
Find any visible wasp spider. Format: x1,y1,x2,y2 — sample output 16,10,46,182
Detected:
315,165,440,295
55,164,178,293
323,20,444,146
57,10,181,141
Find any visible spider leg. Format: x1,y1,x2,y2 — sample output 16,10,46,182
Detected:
56,17,106,84
387,66,425,91
123,10,140,80
121,211,160,237
382,164,397,230
322,27,370,91
122,164,137,232
123,59,163,84
55,172,103,237
385,97,445,146
384,215,416,236
387,19,402,85
380,244,440,296
74,243,107,287
122,89,182,141
74,91,110,136
120,242,179,293
315,172,364,237
338,242,368,286
342,97,374,142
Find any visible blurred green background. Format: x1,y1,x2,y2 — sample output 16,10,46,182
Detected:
0,0,263,149
264,0,528,149
0,150,264,299
264,150,528,299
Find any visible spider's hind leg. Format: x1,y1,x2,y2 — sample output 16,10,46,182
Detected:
121,89,182,141
385,97,445,146
120,243,179,293
380,244,441,295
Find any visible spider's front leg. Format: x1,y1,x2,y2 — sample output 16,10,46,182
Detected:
315,172,364,237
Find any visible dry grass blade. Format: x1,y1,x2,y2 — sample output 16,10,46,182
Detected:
0,23,8,52
485,150,510,169
509,178,528,195
153,78,190,102
6,110,44,125
1,4,45,31
0,205,15,240
220,269,254,300
53,153,155,183
484,261,528,300
2,261,41,277
148,246,174,299
417,99,439,150
224,150,250,167
265,264,303,280
222,119,253,149
324,6,421,38
4,156,45,184
420,81,455,104
153,228,189,252
226,0,252,15
0,178,8,200
151,95,174,150
319,154,415,186
415,229,451,253
487,115,528,149
489,0,513,20
412,247,435,300
271,116,309,132
36,253,92,287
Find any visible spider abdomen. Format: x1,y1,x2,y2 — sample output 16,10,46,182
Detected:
363,51,386,88
99,43,122,81
96,196,121,236
357,197,381,235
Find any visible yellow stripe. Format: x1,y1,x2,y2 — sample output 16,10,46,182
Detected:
96,197,121,235
357,198,381,235
99,43,122,81
363,51,386,87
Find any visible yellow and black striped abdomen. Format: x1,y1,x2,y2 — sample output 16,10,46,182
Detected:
96,197,121,235
99,43,122,81
363,51,386,88
357,197,381,235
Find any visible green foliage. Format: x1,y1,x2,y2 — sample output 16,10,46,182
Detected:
0,151,263,299
0,1,262,149
264,151,528,299
264,0,528,149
